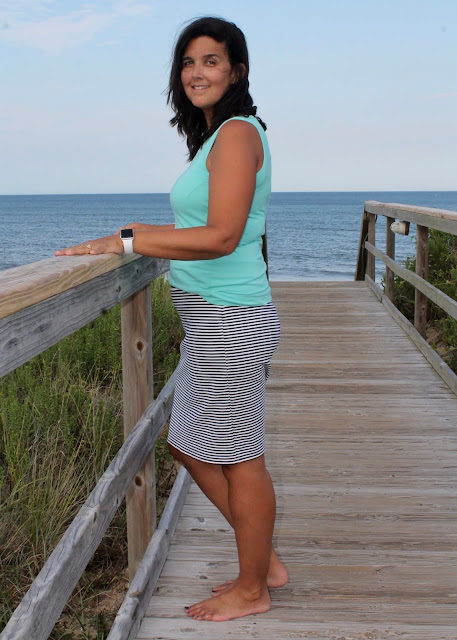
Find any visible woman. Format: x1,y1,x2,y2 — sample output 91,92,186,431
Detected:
55,16,287,622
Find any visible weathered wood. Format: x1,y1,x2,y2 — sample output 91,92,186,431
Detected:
158,468,192,537
0,257,169,378
365,242,457,324
0,371,176,640
367,212,376,280
365,200,457,234
0,253,140,319
365,274,382,301
355,209,369,280
122,286,155,580
385,215,395,300
107,468,191,640
415,224,429,337
365,276,457,397
137,619,457,640
137,282,457,640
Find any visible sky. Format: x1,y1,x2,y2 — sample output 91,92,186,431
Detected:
1,0,456,194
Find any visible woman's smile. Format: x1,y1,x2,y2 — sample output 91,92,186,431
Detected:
181,36,236,126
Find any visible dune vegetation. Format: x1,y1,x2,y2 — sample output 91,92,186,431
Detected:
0,276,184,638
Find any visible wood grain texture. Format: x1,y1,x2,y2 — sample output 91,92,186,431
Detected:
0,256,169,378
365,200,457,234
415,224,429,337
136,281,457,640
122,286,156,580
0,371,176,640
366,277,457,397
355,209,369,281
0,253,143,319
106,468,192,640
365,242,457,323
367,212,376,280
385,215,395,301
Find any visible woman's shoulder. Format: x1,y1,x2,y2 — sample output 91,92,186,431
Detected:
217,115,265,135
214,116,262,142
207,116,267,173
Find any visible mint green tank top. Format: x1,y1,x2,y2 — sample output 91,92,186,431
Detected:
169,115,271,306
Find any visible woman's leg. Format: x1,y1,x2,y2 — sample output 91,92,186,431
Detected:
168,444,288,590
183,455,278,621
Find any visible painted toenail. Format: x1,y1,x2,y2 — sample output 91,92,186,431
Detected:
184,606,189,610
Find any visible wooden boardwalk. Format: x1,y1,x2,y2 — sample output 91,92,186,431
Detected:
136,281,457,640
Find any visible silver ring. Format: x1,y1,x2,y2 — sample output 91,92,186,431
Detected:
86,244,92,251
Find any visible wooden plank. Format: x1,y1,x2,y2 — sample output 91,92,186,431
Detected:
385,215,395,300
355,208,369,280
0,371,176,640
136,282,457,640
365,276,457,396
106,468,192,640
367,213,376,281
0,253,152,319
365,242,457,323
122,286,155,580
415,224,429,337
0,257,169,378
365,200,457,234
137,618,457,640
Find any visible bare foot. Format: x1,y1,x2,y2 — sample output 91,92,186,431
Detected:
211,550,288,596
185,583,271,621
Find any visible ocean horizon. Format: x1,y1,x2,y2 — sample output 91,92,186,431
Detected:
2,190,457,280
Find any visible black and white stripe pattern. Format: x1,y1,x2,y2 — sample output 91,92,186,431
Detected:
168,287,281,464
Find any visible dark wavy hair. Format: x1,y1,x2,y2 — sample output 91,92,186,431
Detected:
167,16,266,160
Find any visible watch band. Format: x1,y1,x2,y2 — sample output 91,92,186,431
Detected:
121,237,134,254
120,229,134,254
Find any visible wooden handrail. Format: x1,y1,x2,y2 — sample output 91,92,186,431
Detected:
365,242,457,322
0,253,139,319
355,201,457,399
364,200,457,232
0,255,168,377
0,253,188,640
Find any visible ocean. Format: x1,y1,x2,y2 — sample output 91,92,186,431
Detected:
1,191,457,280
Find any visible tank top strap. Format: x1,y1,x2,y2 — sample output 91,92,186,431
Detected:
200,115,266,162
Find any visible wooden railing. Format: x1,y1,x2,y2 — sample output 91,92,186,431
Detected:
356,200,457,396
0,253,191,640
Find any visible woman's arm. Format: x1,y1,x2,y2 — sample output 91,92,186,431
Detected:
55,120,262,259
117,222,175,233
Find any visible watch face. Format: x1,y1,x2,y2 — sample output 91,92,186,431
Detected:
120,228,134,239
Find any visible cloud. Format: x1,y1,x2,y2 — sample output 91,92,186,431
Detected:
0,1,154,53
425,91,457,100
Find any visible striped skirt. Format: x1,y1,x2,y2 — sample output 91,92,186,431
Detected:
167,287,281,464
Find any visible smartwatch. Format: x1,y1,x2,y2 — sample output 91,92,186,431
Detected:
120,228,134,254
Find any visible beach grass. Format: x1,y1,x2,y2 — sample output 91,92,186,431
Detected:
389,228,457,371
0,276,184,638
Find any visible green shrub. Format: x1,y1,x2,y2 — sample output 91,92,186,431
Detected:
389,229,457,372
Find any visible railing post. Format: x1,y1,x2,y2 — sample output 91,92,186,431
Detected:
355,208,369,280
385,216,396,300
415,225,429,337
367,213,376,280
121,284,156,580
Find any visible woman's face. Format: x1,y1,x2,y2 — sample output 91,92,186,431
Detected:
181,36,237,127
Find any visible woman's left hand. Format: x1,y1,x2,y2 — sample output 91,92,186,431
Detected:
54,233,123,257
